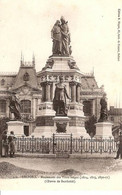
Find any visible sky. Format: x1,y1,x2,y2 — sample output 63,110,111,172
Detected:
0,0,122,108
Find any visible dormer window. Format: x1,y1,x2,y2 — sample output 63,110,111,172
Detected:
23,72,29,81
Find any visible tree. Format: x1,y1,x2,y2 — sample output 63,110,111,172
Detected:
85,115,97,137
0,117,9,140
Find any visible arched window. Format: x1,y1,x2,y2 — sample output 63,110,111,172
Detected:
0,100,6,113
20,100,31,113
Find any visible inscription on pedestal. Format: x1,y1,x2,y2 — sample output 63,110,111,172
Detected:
69,116,84,127
36,116,54,126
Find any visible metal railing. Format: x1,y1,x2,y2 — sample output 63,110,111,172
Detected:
14,134,117,155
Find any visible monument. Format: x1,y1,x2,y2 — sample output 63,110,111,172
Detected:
7,93,24,136
33,16,90,138
95,93,113,138
53,75,71,134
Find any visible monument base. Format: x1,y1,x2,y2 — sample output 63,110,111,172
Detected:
31,126,55,137
7,120,24,137
95,122,113,139
32,126,90,138
68,126,90,138
53,116,90,138
33,115,90,138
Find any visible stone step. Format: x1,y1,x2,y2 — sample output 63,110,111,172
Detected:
15,152,116,159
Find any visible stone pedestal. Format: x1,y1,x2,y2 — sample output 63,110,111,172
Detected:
69,126,90,138
32,102,55,137
68,102,90,138
7,121,24,137
38,102,55,116
31,126,55,138
68,102,84,117
95,122,113,139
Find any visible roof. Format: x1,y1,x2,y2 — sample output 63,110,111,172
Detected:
109,107,122,115
81,76,98,89
12,66,38,89
0,72,17,76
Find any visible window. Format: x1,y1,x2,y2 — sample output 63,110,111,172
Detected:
0,100,6,113
20,100,31,113
23,72,29,81
111,116,114,122
83,100,92,116
1,79,5,86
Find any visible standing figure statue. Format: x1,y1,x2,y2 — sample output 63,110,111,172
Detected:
98,93,108,122
53,76,71,116
51,20,62,55
9,94,21,120
60,16,71,56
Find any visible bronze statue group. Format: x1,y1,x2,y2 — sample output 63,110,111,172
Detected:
51,16,72,56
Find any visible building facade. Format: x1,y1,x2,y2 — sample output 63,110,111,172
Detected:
0,56,104,136
109,106,122,127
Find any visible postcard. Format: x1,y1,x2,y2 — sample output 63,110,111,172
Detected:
0,0,122,191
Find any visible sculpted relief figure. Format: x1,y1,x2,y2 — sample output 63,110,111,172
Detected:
98,93,108,122
9,94,21,120
51,17,71,56
53,76,71,116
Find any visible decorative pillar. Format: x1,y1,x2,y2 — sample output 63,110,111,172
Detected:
41,83,45,102
41,84,44,102
50,83,53,101
92,99,96,115
70,82,77,102
41,82,52,102
32,98,36,119
45,82,51,102
76,83,81,102
35,98,38,115
6,99,9,117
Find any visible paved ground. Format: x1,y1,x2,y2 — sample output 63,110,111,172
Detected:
0,156,122,178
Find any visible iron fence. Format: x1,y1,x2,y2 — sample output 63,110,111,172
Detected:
15,134,117,155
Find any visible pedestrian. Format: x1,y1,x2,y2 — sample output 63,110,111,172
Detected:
114,131,122,159
1,130,9,157
8,131,16,158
